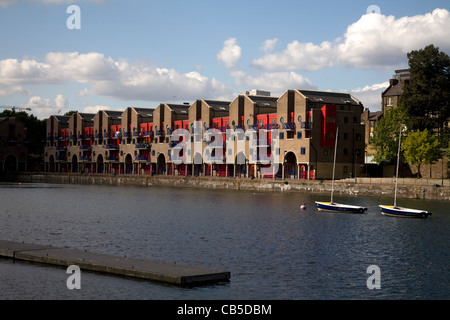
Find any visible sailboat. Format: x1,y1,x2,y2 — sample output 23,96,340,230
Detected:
315,127,368,214
379,126,432,219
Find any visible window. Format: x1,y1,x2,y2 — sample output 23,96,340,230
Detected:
297,131,302,139
301,147,306,155
279,132,284,140
386,97,393,106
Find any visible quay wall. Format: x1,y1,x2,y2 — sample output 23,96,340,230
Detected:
13,172,450,201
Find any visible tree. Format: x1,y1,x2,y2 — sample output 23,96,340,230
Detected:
402,45,450,143
402,129,441,178
64,110,78,117
372,104,408,164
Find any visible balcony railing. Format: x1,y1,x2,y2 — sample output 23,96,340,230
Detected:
56,146,67,151
55,156,67,162
105,144,119,150
95,133,103,139
135,154,149,161
105,155,119,162
79,155,92,162
135,143,150,149
58,136,69,141
79,145,92,150
300,122,312,130
282,122,295,130
122,131,131,138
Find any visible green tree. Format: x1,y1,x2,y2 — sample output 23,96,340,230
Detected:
64,110,78,117
372,104,408,164
402,129,441,178
402,45,450,142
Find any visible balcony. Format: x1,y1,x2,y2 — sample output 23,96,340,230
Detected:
105,144,119,150
95,133,103,139
155,130,165,137
300,122,312,130
282,122,295,130
70,135,76,140
79,145,92,151
105,155,119,162
135,154,149,162
169,141,184,149
58,136,69,141
135,143,150,149
79,155,92,162
55,155,67,162
56,146,67,151
122,131,131,138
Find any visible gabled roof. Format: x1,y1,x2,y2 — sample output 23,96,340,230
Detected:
203,100,231,112
246,95,278,108
132,107,154,118
297,89,361,106
166,103,189,115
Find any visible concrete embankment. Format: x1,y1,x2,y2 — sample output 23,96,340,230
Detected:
14,172,450,201
0,240,230,286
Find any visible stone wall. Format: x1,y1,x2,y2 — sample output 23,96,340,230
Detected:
14,172,450,201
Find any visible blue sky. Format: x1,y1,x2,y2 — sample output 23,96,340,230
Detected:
1,0,449,119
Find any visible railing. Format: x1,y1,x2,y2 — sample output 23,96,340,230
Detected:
122,131,131,138
300,122,312,130
135,143,150,149
79,155,92,162
103,132,111,139
95,133,103,139
70,135,76,140
105,144,119,150
282,122,295,130
55,156,67,161
135,154,149,161
156,130,165,136
79,145,92,150
105,155,119,162
56,146,67,151
58,136,69,141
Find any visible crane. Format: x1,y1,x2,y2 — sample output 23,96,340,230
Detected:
0,105,32,112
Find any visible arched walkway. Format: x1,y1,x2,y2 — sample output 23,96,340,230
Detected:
157,153,166,175
125,154,133,174
284,151,297,179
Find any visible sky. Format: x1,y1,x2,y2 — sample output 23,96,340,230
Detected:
0,0,449,119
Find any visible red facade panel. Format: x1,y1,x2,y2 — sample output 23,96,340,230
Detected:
320,104,337,147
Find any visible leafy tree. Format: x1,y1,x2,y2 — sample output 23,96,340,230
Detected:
402,45,450,142
372,104,408,164
402,129,441,178
64,110,78,116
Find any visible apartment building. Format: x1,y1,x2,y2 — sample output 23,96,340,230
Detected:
382,69,410,114
0,117,28,173
44,89,366,180
45,115,70,173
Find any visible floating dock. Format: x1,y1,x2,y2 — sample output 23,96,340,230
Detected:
0,240,230,286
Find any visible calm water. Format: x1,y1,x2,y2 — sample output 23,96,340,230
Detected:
0,182,448,300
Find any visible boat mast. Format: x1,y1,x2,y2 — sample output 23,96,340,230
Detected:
394,125,402,208
331,127,338,204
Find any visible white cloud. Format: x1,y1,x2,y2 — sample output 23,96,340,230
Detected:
259,38,279,53
350,81,389,111
216,38,242,69
238,72,316,97
20,95,68,119
252,9,450,71
0,52,232,102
